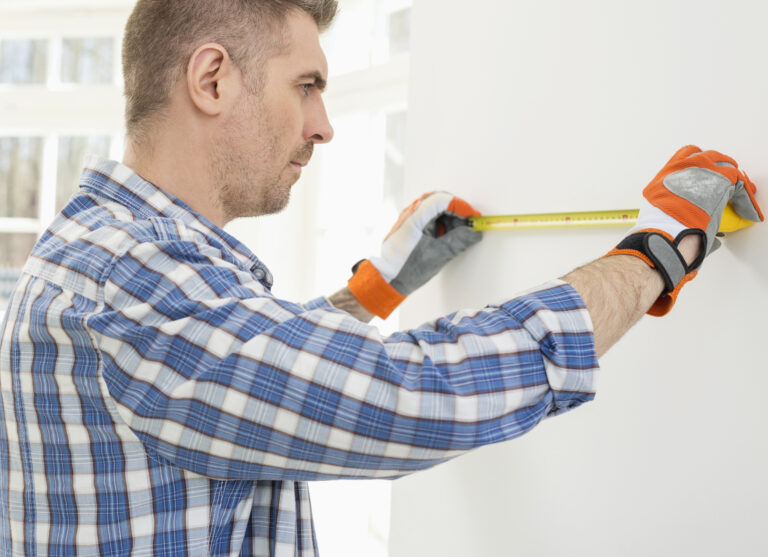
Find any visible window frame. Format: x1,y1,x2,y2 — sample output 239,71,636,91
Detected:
0,3,128,237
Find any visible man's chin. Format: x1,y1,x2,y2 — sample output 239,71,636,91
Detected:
224,175,298,220
254,188,293,218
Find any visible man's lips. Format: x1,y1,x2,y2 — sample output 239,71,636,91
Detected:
292,143,313,168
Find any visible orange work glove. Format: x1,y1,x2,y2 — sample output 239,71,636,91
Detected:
348,192,482,319
608,145,763,316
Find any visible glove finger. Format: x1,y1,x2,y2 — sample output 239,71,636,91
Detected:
446,196,482,218
432,196,483,237
699,149,739,169
680,150,741,185
656,145,706,180
741,172,764,219
429,213,474,238
709,236,722,254
730,176,765,222
384,191,450,242
672,145,702,162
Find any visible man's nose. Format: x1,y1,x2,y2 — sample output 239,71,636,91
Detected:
305,98,334,144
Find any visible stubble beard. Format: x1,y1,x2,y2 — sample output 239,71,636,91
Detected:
211,97,313,223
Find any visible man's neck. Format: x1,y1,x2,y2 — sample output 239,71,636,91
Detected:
122,132,225,228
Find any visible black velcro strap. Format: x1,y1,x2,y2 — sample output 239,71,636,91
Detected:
617,232,689,294
351,259,367,274
644,234,687,293
615,233,647,254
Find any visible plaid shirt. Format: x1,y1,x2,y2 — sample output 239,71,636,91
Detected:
0,157,599,556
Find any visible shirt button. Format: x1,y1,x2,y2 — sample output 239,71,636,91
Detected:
254,269,265,280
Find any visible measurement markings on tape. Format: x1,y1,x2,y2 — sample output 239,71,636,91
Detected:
467,205,751,234
468,210,640,231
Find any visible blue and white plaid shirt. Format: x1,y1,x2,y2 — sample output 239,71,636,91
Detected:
0,157,599,556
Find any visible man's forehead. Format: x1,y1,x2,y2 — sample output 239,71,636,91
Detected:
270,11,328,78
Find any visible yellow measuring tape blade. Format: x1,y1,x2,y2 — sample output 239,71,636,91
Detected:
468,204,753,234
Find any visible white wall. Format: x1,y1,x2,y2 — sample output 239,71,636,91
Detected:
389,1,768,555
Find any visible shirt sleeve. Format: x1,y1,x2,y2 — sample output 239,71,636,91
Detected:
88,232,599,482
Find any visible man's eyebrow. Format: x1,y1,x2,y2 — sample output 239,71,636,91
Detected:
298,71,327,91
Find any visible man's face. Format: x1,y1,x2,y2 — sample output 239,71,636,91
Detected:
213,10,333,221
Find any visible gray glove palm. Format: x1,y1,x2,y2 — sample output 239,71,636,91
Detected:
348,192,483,318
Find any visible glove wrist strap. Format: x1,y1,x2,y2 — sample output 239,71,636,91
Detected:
347,259,405,319
607,229,703,316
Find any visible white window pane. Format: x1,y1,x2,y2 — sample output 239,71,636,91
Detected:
388,8,411,56
384,110,407,207
0,234,35,271
57,135,110,211
371,0,413,66
60,38,114,84
0,234,36,312
323,1,376,75
0,137,43,219
323,0,412,76
0,39,47,84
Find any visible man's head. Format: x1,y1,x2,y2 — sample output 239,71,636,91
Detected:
123,0,337,139
121,0,337,224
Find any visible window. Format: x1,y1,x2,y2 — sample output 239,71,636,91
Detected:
57,135,111,210
0,39,47,84
0,3,128,316
0,233,36,309
60,38,115,85
0,136,43,218
388,8,411,56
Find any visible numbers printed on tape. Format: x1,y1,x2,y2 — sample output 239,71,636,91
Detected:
468,205,751,234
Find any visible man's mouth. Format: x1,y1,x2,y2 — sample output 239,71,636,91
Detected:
291,143,314,168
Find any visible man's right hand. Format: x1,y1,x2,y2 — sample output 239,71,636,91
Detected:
347,192,483,319
607,145,763,316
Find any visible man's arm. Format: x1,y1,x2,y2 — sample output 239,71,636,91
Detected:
562,255,661,358
334,235,699,355
94,233,597,482
333,203,702,355
328,287,374,322
564,222,701,357
566,146,765,357
335,252,666,355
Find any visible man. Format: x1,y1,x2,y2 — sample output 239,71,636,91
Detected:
0,1,762,556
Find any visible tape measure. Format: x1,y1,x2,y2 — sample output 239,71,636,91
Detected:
468,204,753,234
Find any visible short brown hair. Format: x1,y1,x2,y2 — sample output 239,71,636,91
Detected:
122,0,338,138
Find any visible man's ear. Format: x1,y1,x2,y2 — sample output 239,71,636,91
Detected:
186,43,242,116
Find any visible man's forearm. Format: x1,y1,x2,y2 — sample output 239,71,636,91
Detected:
563,235,701,357
328,287,375,322
562,255,663,357
331,234,700,353
337,256,663,350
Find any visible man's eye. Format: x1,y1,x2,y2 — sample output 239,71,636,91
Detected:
300,83,313,96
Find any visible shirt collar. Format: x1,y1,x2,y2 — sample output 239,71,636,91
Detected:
78,156,274,288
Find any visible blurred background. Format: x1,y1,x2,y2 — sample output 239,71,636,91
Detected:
0,0,412,555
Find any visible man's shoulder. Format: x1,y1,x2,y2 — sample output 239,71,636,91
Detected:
23,197,224,299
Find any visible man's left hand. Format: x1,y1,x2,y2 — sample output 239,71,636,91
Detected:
347,192,483,319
